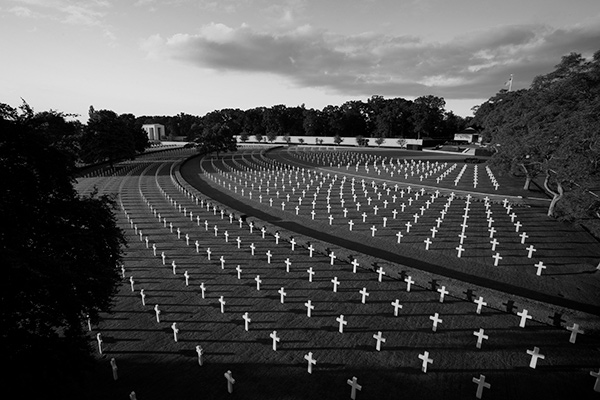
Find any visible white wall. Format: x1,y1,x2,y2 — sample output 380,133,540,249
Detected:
235,135,423,148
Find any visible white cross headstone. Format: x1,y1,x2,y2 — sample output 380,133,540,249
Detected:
492,252,502,266
171,322,179,342
331,276,340,292
391,299,403,316
304,352,316,374
473,328,489,349
567,323,584,344
278,287,286,304
517,309,532,328
474,296,486,314
418,351,433,373
305,300,314,317
351,258,360,273
243,312,251,331
110,358,118,380
219,296,226,313
534,261,546,276
224,370,235,393
96,333,103,354
336,314,347,333
359,287,369,304
429,313,442,332
526,346,545,368
270,330,280,351
405,275,414,292
196,345,204,366
347,377,362,400
472,374,491,399
373,331,386,351
437,286,448,303
590,369,600,392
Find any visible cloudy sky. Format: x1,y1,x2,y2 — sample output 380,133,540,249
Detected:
2,0,599,121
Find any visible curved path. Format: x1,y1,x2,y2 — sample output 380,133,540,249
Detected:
180,148,600,318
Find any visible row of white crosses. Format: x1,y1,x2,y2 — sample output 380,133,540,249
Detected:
112,151,597,397
209,155,550,273
121,173,387,398
289,148,500,190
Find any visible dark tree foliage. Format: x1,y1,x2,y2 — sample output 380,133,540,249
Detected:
80,106,148,167
0,104,126,399
472,50,600,234
195,122,238,157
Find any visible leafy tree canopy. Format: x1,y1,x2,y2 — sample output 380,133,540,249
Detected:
472,50,600,232
0,103,126,398
80,106,149,167
194,122,238,156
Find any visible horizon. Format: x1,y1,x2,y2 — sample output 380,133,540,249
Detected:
2,0,599,122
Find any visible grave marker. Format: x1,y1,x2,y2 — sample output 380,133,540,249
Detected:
304,352,316,374
110,358,118,380
437,286,448,303
472,374,490,399
96,333,103,354
305,300,314,317
347,377,362,400
534,261,546,276
270,331,280,351
219,296,226,313
373,331,386,351
567,323,584,344
331,277,340,292
474,297,487,314
517,309,532,328
473,328,488,349
429,313,442,332
224,370,235,393
418,351,433,373
278,287,286,304
526,346,545,368
243,312,251,331
590,369,600,392
154,304,160,322
171,322,179,342
359,288,369,304
196,345,204,366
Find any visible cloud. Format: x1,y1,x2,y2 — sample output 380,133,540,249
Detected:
7,0,111,28
142,19,600,100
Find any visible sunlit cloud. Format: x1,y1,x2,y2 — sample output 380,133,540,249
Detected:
7,0,111,28
142,18,600,99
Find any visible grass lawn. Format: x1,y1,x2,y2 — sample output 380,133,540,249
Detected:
73,148,600,400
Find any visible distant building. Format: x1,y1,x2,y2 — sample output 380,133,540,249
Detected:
454,127,479,143
142,124,165,141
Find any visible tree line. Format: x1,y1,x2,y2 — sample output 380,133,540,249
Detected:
472,50,600,236
137,94,469,142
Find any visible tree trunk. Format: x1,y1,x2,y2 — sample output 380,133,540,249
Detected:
543,173,563,217
520,164,531,190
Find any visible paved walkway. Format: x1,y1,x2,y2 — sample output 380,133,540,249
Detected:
180,154,600,318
